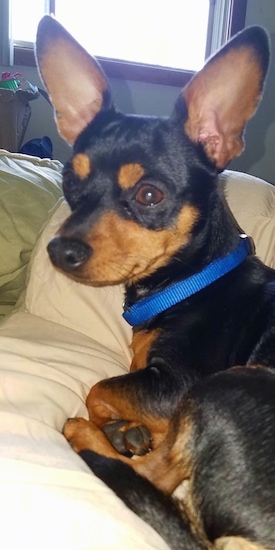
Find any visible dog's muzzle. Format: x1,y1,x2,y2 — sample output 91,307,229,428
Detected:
47,236,92,272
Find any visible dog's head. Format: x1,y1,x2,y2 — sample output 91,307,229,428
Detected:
36,17,269,287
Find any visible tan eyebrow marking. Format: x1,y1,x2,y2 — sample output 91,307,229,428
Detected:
118,163,145,189
72,153,91,179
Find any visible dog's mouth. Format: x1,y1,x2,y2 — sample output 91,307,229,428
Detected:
47,235,140,286
47,235,167,287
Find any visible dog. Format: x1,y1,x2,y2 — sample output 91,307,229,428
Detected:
36,16,275,550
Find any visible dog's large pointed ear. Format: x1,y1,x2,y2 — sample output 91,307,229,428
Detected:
174,26,270,169
35,16,113,145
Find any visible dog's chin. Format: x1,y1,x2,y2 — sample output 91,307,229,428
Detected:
52,266,127,287
62,273,125,287
51,258,162,287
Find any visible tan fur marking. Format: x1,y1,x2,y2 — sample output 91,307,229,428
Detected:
130,329,160,371
82,382,172,467
65,391,194,491
177,478,211,550
215,536,266,550
86,382,169,442
142,414,194,494
118,163,145,189
72,153,91,179
63,415,171,475
61,205,198,286
64,381,197,497
82,382,195,493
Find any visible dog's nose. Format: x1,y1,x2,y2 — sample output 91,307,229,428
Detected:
47,236,92,272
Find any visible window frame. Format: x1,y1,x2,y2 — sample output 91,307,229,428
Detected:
13,0,247,87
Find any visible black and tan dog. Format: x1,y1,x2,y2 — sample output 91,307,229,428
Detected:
36,17,275,550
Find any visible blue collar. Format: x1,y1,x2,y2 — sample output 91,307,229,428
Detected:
123,235,253,327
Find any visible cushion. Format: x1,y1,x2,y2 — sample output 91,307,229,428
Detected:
0,149,62,320
221,170,275,268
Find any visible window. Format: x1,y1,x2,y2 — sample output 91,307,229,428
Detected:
3,0,247,86
12,0,209,72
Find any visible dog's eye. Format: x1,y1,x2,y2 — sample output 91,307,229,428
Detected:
63,171,78,192
135,184,164,206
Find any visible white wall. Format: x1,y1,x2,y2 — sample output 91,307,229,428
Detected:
1,0,275,183
229,0,275,184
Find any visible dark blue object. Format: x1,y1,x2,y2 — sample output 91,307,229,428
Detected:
20,136,53,159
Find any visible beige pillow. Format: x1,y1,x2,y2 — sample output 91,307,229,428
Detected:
222,170,275,268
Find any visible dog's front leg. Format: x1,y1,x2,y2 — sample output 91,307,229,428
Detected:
86,362,185,452
64,360,184,461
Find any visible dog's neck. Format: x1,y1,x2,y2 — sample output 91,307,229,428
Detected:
123,234,254,327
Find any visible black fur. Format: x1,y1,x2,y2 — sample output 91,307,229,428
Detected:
81,366,275,549
80,450,203,550
36,18,275,550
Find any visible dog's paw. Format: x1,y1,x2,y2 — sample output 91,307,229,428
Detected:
103,421,152,456
63,417,96,453
63,417,152,458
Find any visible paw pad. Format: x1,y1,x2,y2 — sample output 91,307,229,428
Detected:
102,421,151,456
